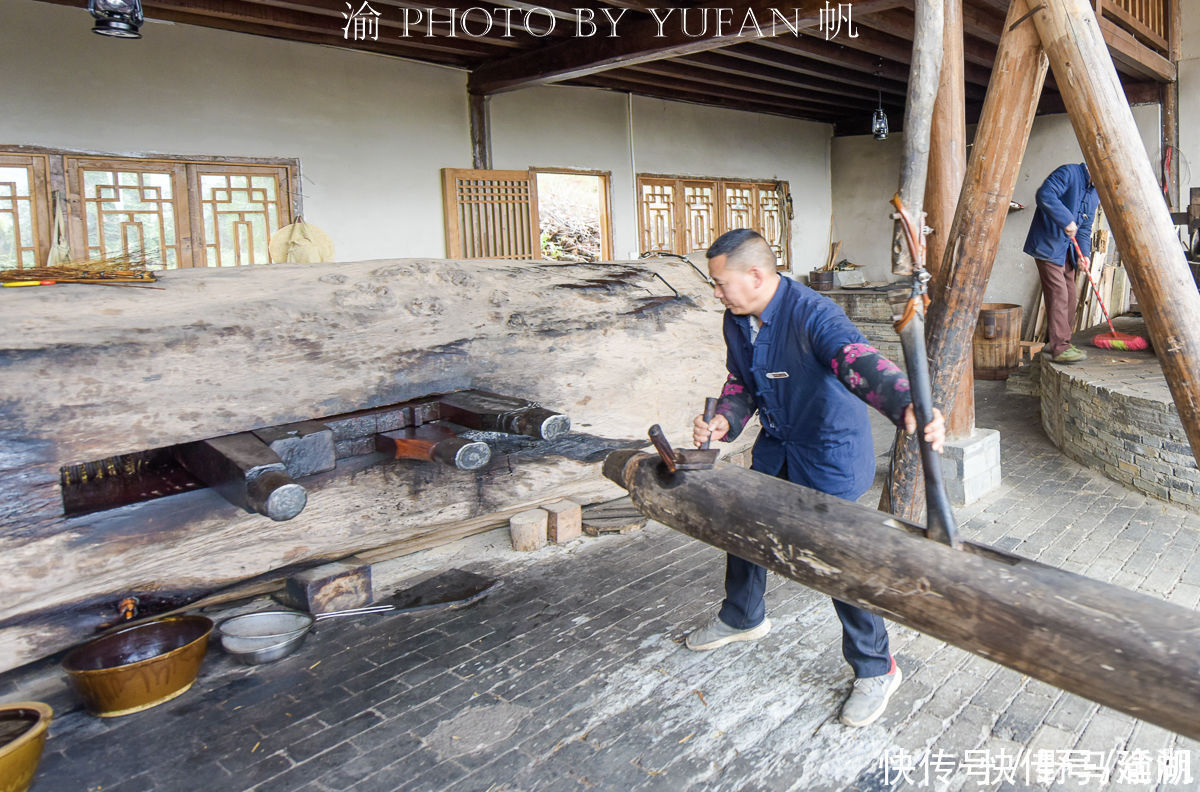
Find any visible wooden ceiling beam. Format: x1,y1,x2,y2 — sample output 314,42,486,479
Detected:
734,41,911,98
675,50,887,104
856,8,998,68
623,60,885,111
138,0,514,58
570,75,844,122
468,0,907,94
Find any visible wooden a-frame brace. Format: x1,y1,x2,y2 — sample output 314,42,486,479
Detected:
887,0,1200,521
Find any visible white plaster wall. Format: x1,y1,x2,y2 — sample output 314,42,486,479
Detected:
491,87,833,271
1,0,471,262
831,104,1161,309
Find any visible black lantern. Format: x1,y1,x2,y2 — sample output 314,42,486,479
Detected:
89,0,144,38
872,107,889,141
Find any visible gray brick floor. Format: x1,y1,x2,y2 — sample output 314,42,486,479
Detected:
9,382,1200,792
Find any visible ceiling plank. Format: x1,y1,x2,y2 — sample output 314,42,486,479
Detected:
856,8,998,68
732,40,912,98
675,50,886,103
570,75,843,122
623,61,884,111
468,0,907,94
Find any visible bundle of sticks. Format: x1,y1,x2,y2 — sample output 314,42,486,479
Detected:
1,249,159,286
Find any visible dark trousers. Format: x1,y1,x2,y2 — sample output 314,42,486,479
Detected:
1036,256,1080,356
717,465,892,678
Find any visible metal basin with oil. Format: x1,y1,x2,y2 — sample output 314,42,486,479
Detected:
0,701,53,792
62,615,213,717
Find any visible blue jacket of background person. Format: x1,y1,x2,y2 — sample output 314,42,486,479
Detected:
724,275,875,500
1022,162,1099,266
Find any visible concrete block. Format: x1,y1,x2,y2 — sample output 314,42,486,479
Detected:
510,508,548,551
543,499,582,543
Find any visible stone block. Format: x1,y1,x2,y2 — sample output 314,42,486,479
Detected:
544,499,582,543
940,427,1002,505
510,508,548,551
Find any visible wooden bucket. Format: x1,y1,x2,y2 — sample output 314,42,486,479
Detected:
809,270,834,291
973,303,1022,380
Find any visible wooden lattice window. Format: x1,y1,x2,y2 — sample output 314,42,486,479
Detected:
0,154,50,270
638,174,790,269
442,168,541,260
67,158,190,269
196,167,288,267
1,147,297,270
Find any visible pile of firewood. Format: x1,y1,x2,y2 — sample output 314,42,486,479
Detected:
539,209,602,262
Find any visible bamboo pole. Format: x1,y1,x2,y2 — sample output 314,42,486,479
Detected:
1031,0,1200,471
885,0,1048,521
605,450,1200,741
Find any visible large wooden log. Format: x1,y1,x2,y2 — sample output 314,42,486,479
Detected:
0,257,732,672
885,0,1047,520
1031,0,1200,471
604,450,1200,741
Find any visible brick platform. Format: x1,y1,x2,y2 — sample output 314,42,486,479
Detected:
5,382,1199,792
1040,316,1200,512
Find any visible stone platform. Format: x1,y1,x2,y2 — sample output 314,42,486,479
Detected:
1039,316,1200,512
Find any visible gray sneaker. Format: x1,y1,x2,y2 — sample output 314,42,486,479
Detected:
839,660,902,727
685,616,772,651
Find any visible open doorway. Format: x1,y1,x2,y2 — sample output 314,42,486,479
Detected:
534,170,612,262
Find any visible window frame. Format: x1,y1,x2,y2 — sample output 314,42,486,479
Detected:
0,145,299,270
636,172,791,270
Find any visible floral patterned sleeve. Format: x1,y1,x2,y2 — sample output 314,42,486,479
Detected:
831,342,912,428
714,373,756,441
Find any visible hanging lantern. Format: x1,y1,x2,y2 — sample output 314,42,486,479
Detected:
88,0,144,38
872,107,889,141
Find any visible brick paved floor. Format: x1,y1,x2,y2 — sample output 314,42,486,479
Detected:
8,382,1200,792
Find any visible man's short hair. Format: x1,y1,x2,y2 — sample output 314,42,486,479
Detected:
706,229,776,272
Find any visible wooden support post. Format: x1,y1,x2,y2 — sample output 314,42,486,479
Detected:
1162,0,1181,208
925,0,973,439
885,0,1047,520
605,450,1200,741
1031,0,1200,472
469,93,491,170
375,422,491,471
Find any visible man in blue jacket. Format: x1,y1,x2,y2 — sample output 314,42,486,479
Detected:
689,228,945,728
1023,162,1100,363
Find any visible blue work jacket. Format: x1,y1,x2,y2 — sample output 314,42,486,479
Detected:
724,275,875,500
1022,162,1099,266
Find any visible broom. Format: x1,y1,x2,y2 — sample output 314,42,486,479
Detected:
1070,236,1148,351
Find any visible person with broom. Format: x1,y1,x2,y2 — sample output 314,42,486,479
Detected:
1024,162,1100,363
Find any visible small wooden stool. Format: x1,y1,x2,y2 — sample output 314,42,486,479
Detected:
1019,341,1045,362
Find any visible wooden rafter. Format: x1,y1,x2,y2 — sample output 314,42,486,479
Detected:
467,0,907,94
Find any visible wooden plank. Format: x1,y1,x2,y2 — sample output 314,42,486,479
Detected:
469,94,491,171
1099,16,1175,81
604,449,1200,742
467,0,906,94
1032,0,1200,470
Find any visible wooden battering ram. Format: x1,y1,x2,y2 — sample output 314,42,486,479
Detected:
604,451,1200,741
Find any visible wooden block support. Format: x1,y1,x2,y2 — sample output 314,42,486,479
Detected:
544,499,582,544
1019,341,1045,361
509,509,548,552
278,559,372,613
